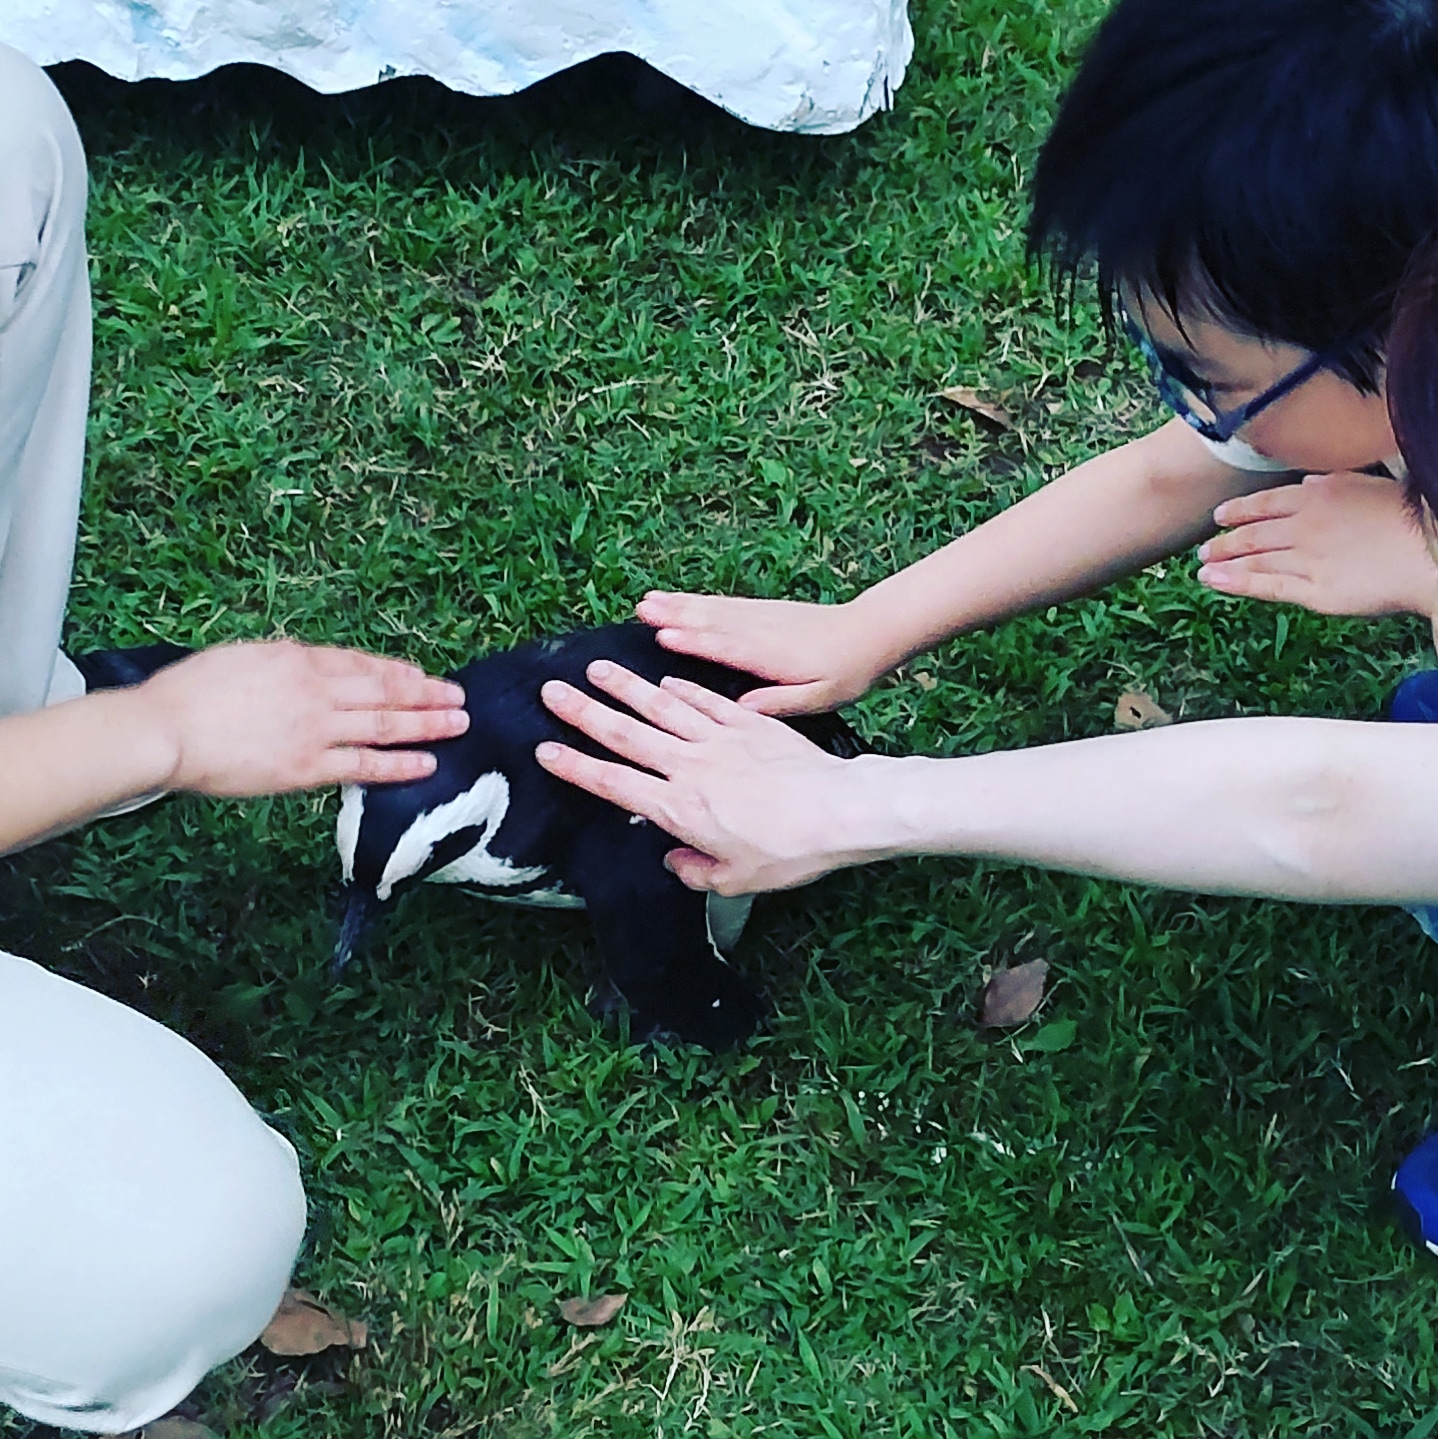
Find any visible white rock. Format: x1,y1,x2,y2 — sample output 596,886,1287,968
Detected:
3,0,913,134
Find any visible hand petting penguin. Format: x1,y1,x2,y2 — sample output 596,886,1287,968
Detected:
334,622,864,1050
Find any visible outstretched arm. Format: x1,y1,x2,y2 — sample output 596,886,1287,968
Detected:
0,640,469,857
639,419,1282,714
536,660,1438,907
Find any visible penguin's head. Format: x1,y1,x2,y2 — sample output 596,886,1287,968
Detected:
331,767,520,974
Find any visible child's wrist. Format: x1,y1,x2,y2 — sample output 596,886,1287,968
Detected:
841,590,921,684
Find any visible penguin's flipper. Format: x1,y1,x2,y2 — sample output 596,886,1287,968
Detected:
561,812,764,1050
705,892,754,955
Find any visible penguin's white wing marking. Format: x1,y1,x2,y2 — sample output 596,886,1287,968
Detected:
377,771,545,901
705,892,754,960
448,881,586,910
336,785,364,883
426,845,551,891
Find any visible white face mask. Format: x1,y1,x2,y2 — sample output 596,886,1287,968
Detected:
1199,429,1410,481
1197,431,1294,473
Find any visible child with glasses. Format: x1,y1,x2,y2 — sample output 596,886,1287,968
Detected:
617,0,1438,708
531,0,1438,1244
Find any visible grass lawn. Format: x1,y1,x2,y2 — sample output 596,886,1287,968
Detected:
6,1,1438,1433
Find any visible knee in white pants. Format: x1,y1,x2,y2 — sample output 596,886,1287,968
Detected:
0,953,308,1433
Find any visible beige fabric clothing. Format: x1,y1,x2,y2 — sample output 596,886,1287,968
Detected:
0,44,308,1433
0,41,90,716
0,951,307,1433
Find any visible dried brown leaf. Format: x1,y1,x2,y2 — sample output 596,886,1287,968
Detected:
1021,1364,1080,1414
259,1288,368,1356
558,1292,628,1327
937,385,1014,431
979,959,1050,1028
914,670,938,692
1114,689,1172,731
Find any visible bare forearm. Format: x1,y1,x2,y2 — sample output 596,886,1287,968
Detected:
861,718,1438,904
847,420,1279,671
0,690,176,855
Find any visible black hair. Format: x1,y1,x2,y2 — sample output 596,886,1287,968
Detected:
1028,0,1438,391
1388,235,1438,515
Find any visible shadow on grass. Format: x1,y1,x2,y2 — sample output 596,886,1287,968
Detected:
48,50,859,190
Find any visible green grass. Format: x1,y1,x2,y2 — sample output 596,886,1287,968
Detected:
5,1,1438,1433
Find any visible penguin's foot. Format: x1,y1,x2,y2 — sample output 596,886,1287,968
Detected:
595,965,766,1052
587,974,762,1050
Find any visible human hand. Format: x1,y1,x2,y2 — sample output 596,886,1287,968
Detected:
535,658,887,894
132,640,469,795
635,591,889,716
1197,471,1438,617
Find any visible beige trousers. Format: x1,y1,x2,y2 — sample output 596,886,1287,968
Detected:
0,41,89,714
0,46,308,1433
0,952,307,1433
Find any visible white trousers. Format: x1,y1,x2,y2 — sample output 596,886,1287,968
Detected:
0,45,309,1433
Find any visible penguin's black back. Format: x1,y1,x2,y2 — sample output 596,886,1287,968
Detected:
346,621,862,899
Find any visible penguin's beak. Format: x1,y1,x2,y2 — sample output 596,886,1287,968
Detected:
332,885,382,977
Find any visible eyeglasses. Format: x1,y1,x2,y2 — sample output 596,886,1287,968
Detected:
1121,311,1334,444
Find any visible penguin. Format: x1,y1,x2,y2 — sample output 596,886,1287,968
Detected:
335,621,864,1050
68,642,192,692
